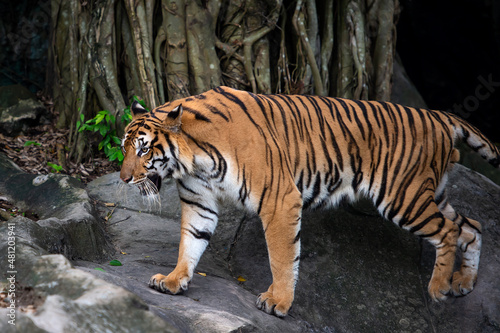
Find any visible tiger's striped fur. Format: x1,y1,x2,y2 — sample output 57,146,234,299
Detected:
120,86,499,317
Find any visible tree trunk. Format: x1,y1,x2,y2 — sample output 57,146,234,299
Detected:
49,0,399,163
161,0,190,101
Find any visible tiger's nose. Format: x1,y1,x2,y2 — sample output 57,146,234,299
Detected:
121,176,132,183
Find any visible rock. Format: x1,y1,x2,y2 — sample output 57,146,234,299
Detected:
456,142,500,186
0,85,38,109
0,85,50,136
0,154,307,332
86,165,500,332
83,175,308,332
0,152,499,332
0,156,173,332
0,153,111,261
0,241,177,333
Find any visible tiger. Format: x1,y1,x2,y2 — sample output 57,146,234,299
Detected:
119,86,500,317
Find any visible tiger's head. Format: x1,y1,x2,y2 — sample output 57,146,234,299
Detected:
119,101,194,196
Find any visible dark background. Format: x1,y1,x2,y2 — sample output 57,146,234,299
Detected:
397,0,500,142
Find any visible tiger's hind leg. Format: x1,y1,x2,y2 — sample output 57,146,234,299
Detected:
418,212,460,301
436,185,482,297
384,197,459,301
452,215,481,296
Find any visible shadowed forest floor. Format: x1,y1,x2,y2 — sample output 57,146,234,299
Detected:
0,123,118,184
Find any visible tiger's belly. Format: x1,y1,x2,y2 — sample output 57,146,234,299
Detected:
297,168,362,210
205,157,362,214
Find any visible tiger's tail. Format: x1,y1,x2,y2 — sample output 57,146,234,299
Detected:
449,113,500,168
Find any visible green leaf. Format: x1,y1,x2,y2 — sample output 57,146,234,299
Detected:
109,260,122,266
74,106,131,166
95,113,105,124
47,162,63,173
108,113,116,123
24,141,41,147
112,136,121,145
94,267,105,272
121,108,133,124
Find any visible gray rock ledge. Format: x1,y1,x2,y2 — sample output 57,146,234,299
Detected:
1,150,499,332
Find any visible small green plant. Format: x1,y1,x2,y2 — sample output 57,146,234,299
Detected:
76,96,147,164
24,140,41,147
47,162,63,173
77,110,123,162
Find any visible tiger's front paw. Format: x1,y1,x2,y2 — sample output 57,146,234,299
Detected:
428,276,451,301
255,291,292,318
149,273,190,294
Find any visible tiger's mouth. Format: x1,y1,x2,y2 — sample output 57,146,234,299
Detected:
137,173,162,196
148,174,162,191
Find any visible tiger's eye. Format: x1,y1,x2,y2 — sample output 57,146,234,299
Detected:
141,147,149,154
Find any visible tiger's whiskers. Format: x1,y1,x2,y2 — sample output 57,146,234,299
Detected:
136,177,162,213
117,181,129,205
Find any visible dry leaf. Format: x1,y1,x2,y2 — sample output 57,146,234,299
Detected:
237,276,246,282
197,272,207,277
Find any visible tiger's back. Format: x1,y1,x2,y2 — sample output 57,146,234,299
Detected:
167,87,464,214
121,86,500,317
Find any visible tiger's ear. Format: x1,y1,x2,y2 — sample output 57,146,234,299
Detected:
165,104,183,129
131,101,148,120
